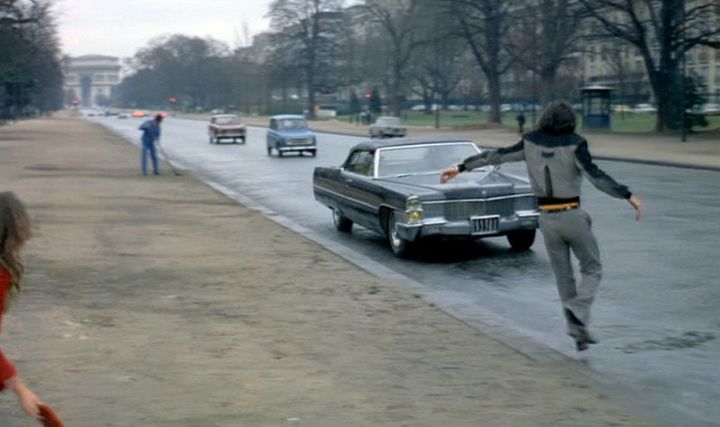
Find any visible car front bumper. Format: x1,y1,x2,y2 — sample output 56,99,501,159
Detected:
395,211,539,241
278,145,317,152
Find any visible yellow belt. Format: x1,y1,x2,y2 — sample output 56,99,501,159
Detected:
539,202,579,212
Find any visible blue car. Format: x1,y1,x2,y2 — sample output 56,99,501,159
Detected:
266,115,317,157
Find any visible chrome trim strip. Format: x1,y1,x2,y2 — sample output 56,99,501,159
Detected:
313,185,378,210
423,193,536,204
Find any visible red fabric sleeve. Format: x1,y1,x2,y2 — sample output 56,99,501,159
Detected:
0,348,17,391
0,267,17,392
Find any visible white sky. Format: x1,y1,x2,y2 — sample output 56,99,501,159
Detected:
56,0,273,58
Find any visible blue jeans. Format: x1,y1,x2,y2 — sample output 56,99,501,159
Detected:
141,139,159,175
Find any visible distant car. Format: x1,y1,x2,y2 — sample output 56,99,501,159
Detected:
117,112,129,119
613,104,633,113
211,109,225,115
313,137,539,257
208,114,246,144
700,103,720,115
633,103,657,113
131,111,147,118
151,111,169,118
266,115,317,157
369,116,407,139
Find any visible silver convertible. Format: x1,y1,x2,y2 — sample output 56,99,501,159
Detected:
313,137,539,257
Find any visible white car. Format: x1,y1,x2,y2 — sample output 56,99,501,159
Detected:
369,116,407,138
633,103,657,113
700,103,720,115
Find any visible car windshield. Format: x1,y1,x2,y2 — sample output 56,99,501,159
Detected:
376,143,482,177
277,118,308,130
376,117,402,126
214,115,241,125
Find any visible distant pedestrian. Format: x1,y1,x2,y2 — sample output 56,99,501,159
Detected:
441,101,643,351
516,112,526,134
0,192,43,420
139,114,163,175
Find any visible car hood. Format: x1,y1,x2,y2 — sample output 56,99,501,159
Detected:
376,169,532,200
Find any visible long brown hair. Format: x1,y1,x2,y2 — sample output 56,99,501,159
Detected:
0,192,31,308
538,100,576,134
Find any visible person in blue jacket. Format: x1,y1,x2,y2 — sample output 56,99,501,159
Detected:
139,114,163,175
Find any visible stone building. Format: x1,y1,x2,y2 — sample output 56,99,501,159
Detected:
63,55,122,107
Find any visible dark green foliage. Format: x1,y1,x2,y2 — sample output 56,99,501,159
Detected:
369,87,382,114
0,0,64,120
349,91,361,114
666,74,708,133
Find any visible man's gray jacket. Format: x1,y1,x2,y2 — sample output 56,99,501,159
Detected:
458,130,632,202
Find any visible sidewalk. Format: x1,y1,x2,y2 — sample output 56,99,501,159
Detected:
215,114,719,170
0,118,655,426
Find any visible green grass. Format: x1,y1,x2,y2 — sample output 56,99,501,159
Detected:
339,110,720,134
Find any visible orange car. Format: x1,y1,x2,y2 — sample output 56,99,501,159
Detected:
131,111,147,118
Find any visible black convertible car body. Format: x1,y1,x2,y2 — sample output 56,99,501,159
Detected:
313,137,539,256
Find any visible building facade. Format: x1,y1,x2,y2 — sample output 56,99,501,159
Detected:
63,55,122,107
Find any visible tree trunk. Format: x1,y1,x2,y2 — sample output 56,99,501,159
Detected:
487,73,502,124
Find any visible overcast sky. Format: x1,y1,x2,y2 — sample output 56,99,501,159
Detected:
56,0,273,58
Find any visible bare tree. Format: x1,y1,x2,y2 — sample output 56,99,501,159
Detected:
362,0,432,115
267,0,344,119
445,0,517,123
580,0,720,132
511,0,586,105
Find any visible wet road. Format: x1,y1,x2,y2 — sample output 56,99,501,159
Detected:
94,116,720,426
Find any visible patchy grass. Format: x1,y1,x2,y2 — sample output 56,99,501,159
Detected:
340,110,720,134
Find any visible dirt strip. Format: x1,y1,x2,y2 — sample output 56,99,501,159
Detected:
0,118,654,426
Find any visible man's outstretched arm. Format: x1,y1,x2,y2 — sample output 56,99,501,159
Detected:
441,140,525,183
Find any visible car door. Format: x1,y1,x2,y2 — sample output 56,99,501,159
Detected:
340,150,383,232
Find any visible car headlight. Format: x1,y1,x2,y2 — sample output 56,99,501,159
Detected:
405,196,423,223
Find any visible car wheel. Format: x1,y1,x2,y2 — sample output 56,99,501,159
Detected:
506,229,536,251
332,208,352,232
240,137,246,144
310,150,317,157
277,149,284,158
387,211,413,257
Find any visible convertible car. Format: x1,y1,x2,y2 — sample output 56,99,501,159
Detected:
313,137,539,257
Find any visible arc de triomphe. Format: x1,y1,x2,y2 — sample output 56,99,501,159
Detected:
63,55,122,107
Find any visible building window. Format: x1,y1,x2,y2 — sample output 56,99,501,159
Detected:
95,74,105,82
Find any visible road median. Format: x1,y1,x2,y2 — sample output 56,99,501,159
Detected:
0,118,654,426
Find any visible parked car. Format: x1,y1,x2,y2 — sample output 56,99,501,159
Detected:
313,137,539,257
700,103,720,115
266,115,317,157
208,114,246,144
131,110,147,118
117,112,129,119
369,116,407,138
633,103,657,113
613,104,633,113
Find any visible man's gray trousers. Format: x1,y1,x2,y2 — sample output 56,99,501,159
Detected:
539,208,602,337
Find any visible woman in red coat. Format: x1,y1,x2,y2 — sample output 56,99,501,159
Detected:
0,192,42,420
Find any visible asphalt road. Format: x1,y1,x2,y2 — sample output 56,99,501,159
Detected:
93,116,720,426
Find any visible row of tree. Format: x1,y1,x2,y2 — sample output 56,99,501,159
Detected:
117,0,719,132
0,0,64,120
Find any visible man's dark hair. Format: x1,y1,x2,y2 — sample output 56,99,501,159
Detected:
538,100,576,134
154,114,164,122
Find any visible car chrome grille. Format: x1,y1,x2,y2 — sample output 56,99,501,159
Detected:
288,138,311,145
423,196,536,221
471,216,499,234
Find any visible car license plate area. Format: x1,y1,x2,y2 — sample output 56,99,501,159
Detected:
470,215,499,235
